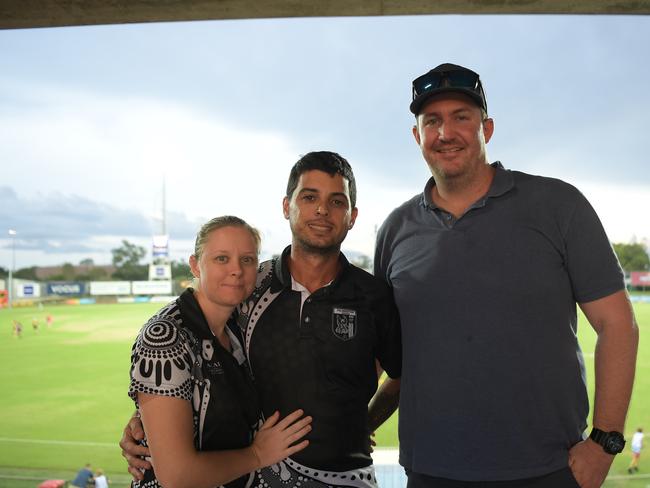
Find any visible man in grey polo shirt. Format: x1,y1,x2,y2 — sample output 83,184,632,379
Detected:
374,63,639,488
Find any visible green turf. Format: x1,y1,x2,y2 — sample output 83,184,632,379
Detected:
0,300,648,486
0,302,161,484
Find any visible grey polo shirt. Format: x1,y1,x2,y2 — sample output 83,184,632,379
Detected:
374,162,624,481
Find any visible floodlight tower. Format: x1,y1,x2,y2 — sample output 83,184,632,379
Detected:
149,176,171,281
162,176,167,236
8,229,16,309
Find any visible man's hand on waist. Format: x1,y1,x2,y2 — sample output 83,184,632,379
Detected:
568,438,614,488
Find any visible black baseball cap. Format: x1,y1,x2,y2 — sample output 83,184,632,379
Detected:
410,63,487,115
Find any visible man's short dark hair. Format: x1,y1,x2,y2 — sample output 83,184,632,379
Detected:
286,151,357,208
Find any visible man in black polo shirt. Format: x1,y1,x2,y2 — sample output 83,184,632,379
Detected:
121,151,402,487
374,63,639,488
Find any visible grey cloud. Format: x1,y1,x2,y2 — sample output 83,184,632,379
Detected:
9,238,100,254
0,186,200,253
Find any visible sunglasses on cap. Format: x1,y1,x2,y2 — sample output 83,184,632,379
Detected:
411,68,487,112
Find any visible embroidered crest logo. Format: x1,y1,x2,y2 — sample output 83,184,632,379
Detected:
206,361,224,376
332,308,357,341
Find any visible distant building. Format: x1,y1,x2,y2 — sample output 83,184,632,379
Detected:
34,264,116,280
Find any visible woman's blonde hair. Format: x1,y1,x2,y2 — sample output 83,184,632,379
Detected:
193,216,261,262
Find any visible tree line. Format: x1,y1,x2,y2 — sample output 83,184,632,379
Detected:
612,242,650,273
1,240,191,282
1,240,648,283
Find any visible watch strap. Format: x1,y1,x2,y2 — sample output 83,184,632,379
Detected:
589,427,625,454
589,427,608,444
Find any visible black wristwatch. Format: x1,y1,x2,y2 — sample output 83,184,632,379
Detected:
589,428,626,454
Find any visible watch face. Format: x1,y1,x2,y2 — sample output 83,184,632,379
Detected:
604,434,626,454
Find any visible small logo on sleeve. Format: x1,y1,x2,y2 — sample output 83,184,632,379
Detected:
332,308,357,341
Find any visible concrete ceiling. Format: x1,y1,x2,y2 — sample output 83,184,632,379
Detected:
1,0,649,30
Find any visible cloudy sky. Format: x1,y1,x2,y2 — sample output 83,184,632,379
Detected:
1,14,649,269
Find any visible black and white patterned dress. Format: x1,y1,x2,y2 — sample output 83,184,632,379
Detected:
129,288,260,488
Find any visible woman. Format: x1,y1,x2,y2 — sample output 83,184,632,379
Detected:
128,216,311,488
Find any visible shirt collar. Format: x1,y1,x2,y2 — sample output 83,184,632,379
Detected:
178,288,211,338
178,288,245,360
485,161,514,198
270,244,355,298
420,161,514,210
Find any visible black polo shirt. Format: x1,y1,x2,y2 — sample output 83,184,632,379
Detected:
239,247,401,472
375,163,624,481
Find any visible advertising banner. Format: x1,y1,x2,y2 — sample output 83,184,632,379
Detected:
631,271,650,287
89,281,131,295
149,264,172,280
47,281,86,296
17,283,41,298
152,235,169,258
132,280,172,295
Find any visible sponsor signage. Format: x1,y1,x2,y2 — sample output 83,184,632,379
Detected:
132,280,172,295
631,271,650,287
152,235,169,258
17,283,41,298
149,264,172,280
90,281,131,295
47,282,86,296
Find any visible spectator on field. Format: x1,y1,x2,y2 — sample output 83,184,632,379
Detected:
12,319,23,338
629,428,644,474
374,62,639,488
31,317,39,333
46,314,54,328
70,464,93,488
125,216,311,488
94,469,109,488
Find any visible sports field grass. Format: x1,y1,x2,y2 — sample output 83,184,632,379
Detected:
0,302,161,487
0,299,648,487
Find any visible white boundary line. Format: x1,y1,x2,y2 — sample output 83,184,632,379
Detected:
606,473,650,480
0,436,393,456
0,437,114,447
